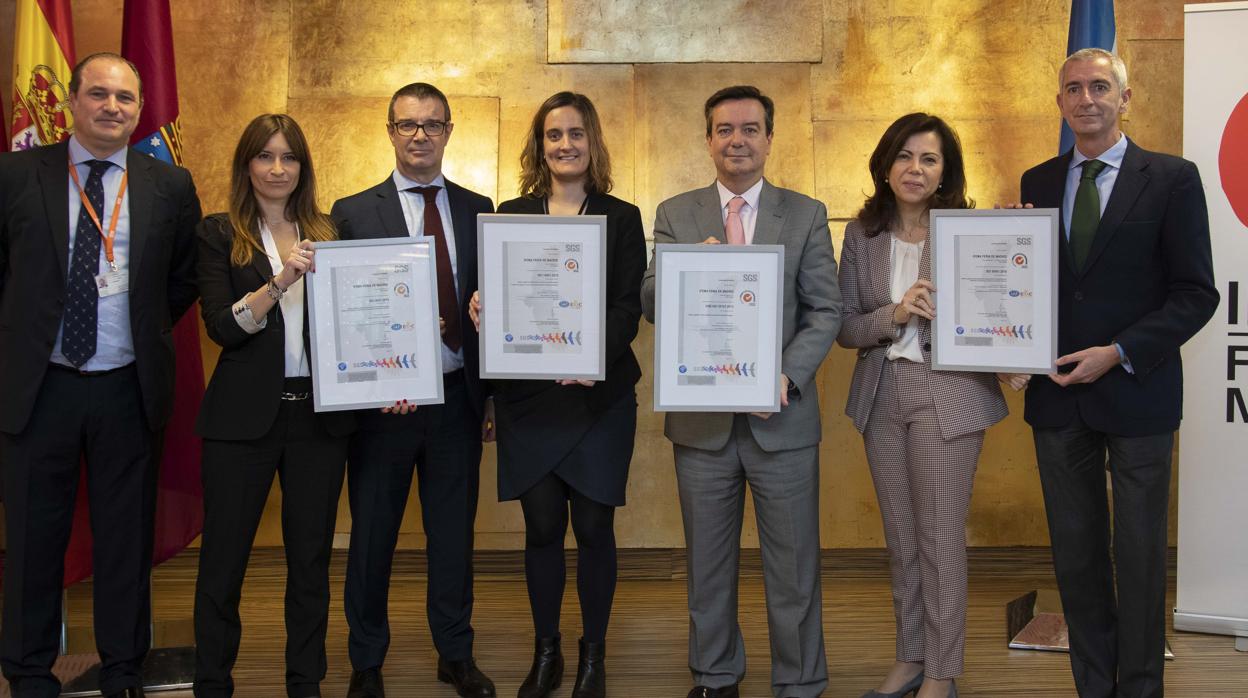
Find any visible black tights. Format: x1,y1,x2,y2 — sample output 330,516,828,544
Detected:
519,472,617,643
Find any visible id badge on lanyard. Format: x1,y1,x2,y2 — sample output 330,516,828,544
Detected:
68,158,129,297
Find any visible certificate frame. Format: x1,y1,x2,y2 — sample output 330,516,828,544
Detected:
653,244,785,412
306,236,445,412
930,208,1059,374
477,213,608,380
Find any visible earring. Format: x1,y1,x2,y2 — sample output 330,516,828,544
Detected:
938,182,943,190
884,177,889,184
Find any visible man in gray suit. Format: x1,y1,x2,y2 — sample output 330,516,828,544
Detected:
641,85,843,698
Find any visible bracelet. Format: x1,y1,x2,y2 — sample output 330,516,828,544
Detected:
266,276,286,301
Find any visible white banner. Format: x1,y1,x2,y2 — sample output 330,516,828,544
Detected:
1175,1,1248,640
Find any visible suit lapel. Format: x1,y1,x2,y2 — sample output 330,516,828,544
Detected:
1083,141,1147,276
126,149,154,286
374,178,409,239
867,229,893,307
37,142,72,283
693,183,726,243
444,179,476,307
1040,152,1077,276
751,180,785,246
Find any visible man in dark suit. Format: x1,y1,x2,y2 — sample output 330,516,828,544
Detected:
0,53,201,698
1019,48,1218,698
331,82,495,698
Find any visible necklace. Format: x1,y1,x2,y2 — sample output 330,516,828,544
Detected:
542,195,589,216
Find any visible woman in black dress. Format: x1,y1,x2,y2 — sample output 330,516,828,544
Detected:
470,92,645,698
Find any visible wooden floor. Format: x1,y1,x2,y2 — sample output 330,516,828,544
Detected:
4,548,1246,697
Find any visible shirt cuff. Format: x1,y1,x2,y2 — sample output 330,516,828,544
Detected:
1115,342,1134,374
232,298,267,334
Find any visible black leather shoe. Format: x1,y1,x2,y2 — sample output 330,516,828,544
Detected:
686,685,739,698
437,657,497,698
347,667,385,698
571,637,605,698
518,635,563,698
105,688,144,698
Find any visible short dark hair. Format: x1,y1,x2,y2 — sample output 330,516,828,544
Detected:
69,52,144,100
856,113,973,237
704,85,774,137
388,82,451,124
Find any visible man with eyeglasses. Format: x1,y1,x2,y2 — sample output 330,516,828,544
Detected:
331,82,495,698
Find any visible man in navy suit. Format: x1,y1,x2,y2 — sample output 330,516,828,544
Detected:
1019,48,1218,698
331,82,495,698
0,53,201,698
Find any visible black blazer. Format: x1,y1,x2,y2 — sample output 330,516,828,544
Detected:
0,141,201,435
492,193,646,412
1020,140,1218,436
330,176,493,427
194,213,354,440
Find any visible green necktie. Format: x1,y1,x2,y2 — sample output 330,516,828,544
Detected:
1069,159,1108,269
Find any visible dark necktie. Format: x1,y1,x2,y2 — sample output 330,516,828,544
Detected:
62,159,113,366
409,186,462,352
1069,159,1108,270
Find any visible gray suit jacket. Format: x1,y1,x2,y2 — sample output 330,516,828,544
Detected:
641,180,843,452
836,219,1006,440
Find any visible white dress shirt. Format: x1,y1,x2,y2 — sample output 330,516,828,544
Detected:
229,222,310,377
716,179,764,244
50,136,134,370
392,170,463,373
887,236,925,363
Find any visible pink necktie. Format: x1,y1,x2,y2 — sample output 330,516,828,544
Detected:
725,196,746,245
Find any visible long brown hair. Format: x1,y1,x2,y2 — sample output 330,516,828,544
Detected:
518,92,613,198
856,113,973,237
227,114,336,266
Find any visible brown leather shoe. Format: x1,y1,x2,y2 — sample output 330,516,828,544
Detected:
437,657,497,697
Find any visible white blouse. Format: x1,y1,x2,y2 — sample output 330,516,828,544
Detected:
230,222,310,377
887,234,925,363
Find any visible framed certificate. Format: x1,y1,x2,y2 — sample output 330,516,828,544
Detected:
306,237,445,412
930,208,1059,374
477,213,607,380
653,244,785,412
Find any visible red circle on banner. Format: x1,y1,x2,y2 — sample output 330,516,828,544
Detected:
1220,92,1248,229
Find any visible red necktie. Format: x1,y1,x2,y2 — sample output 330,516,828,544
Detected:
410,186,462,352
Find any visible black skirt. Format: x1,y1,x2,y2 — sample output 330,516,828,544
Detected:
495,384,637,506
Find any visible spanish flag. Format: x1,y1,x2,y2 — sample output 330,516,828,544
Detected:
8,0,76,151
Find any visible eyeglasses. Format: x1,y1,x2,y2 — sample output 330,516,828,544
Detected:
390,120,449,137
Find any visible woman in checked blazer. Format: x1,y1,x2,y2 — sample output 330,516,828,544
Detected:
837,113,1015,698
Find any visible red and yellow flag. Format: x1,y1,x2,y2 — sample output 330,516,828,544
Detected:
9,0,76,151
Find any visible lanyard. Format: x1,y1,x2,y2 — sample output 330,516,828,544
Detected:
67,158,129,271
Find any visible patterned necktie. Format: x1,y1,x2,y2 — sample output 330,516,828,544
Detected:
409,186,462,352
725,195,746,245
1069,159,1108,270
62,159,113,367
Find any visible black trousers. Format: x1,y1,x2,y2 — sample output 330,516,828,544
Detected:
1034,416,1173,698
344,371,482,669
192,387,346,698
0,364,160,698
